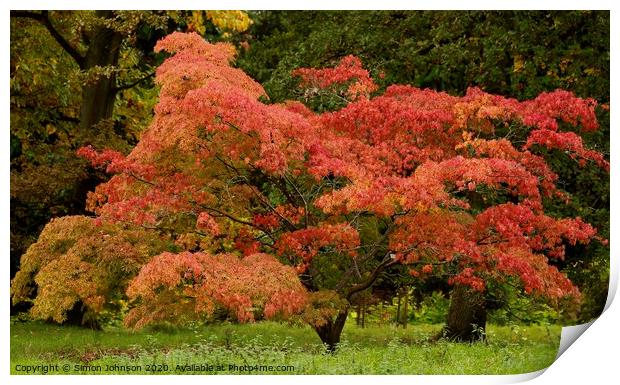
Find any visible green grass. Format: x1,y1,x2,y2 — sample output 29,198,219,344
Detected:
11,320,560,375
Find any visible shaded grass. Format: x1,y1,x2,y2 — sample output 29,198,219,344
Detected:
11,320,560,375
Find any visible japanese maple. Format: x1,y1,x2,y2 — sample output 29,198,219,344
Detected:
14,32,608,349
10,216,167,326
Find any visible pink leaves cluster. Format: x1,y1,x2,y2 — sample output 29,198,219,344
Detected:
196,212,220,235
421,156,543,210
520,90,599,132
471,203,595,297
458,138,562,198
454,87,599,133
154,32,264,100
473,203,597,257
525,129,609,170
393,202,596,298
125,252,307,328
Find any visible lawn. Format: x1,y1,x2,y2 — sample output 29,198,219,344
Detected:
10,320,560,375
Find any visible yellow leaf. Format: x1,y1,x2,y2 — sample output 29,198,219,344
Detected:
513,55,525,73
206,10,252,33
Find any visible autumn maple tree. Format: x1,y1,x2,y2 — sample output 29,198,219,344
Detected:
12,32,608,350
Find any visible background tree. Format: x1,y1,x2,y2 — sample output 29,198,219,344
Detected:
10,10,253,283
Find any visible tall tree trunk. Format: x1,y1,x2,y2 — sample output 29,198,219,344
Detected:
402,287,409,328
80,10,123,132
396,290,402,325
68,11,122,326
443,284,487,342
361,299,365,328
313,310,348,352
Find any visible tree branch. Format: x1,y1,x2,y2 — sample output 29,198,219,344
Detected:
346,255,399,301
198,205,255,228
11,10,85,69
10,10,46,21
284,172,310,228
113,71,156,92
196,204,277,244
334,220,397,294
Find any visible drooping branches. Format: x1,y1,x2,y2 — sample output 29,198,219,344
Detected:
125,252,307,328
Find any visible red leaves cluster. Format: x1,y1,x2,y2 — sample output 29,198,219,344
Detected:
390,209,470,264
525,129,609,170
154,32,264,100
449,268,486,292
520,90,599,132
275,223,360,273
473,203,596,256
293,55,378,100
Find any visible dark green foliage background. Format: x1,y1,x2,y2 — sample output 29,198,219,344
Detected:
239,11,609,103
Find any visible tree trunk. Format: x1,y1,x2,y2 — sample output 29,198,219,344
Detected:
65,13,122,328
67,13,121,327
313,310,348,352
396,290,402,325
361,300,365,328
443,284,487,342
65,301,101,330
79,10,123,132
402,287,409,328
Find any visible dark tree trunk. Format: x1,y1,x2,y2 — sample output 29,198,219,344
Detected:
361,300,365,328
402,287,409,328
65,13,122,329
443,284,487,342
396,290,402,325
79,10,123,132
313,310,349,352
10,11,123,133
64,301,101,330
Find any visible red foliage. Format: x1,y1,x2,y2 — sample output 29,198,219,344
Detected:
73,33,608,326
525,129,609,170
275,223,360,272
293,55,378,100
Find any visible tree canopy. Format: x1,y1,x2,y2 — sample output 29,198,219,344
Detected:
12,31,608,350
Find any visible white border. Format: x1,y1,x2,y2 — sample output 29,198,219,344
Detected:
1,1,617,11
2,0,617,10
